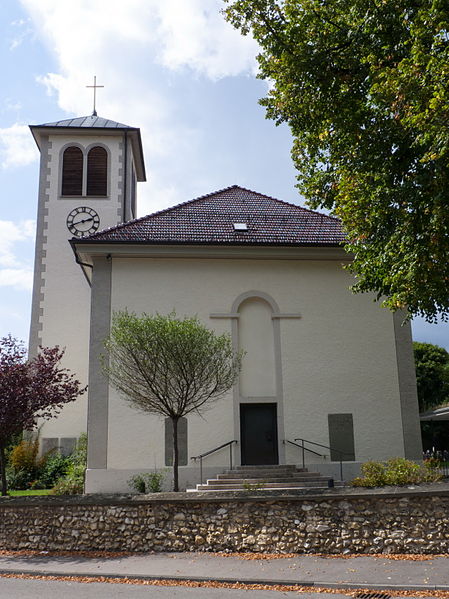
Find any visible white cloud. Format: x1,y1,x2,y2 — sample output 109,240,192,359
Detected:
0,268,33,291
0,220,34,291
21,0,257,83
155,0,258,79
8,17,33,50
0,124,38,169
18,0,259,164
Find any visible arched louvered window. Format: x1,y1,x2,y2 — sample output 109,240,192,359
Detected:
61,146,83,196
87,146,107,196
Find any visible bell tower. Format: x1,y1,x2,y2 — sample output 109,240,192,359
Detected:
29,115,146,453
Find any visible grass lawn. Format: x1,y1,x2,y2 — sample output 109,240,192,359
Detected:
8,489,52,496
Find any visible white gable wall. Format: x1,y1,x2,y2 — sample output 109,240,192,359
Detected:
84,252,421,492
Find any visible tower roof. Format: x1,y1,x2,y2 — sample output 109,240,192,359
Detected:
76,185,345,247
32,115,137,129
30,114,146,181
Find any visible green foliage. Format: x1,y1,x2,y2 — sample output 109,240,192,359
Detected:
7,438,47,490
6,467,36,491
224,0,449,322
242,480,266,491
414,342,449,411
0,335,85,495
6,438,71,491
351,457,442,487
128,471,166,494
9,438,41,476
9,489,52,497
51,434,87,495
104,310,243,492
38,452,71,489
352,461,386,488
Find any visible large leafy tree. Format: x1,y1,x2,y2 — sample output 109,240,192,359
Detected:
103,311,242,492
224,0,449,321
413,341,449,412
0,335,85,495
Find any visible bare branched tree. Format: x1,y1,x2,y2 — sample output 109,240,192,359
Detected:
103,311,242,491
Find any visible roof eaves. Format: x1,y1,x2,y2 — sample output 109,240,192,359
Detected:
72,238,345,248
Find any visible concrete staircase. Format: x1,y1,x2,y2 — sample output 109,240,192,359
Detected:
187,464,343,492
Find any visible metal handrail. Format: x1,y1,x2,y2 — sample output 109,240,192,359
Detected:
283,439,326,459
294,437,348,457
284,437,351,481
191,440,238,485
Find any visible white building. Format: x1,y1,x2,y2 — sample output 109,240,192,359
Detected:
29,114,422,492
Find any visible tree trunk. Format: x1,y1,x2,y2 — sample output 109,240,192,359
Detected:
172,417,179,492
0,444,8,496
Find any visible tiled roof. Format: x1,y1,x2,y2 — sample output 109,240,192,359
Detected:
82,185,345,246
31,115,137,129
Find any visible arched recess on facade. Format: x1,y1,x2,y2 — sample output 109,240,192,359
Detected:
231,290,281,315
230,290,286,464
61,145,83,196
232,291,280,399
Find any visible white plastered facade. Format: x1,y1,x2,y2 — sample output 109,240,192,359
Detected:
80,246,423,492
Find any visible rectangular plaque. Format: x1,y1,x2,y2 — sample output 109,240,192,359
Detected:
328,413,355,461
165,417,188,466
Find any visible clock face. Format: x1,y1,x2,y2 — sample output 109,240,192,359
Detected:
66,206,100,237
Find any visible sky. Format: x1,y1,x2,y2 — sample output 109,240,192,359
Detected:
0,0,447,351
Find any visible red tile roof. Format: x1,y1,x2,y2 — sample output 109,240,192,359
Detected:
82,185,345,246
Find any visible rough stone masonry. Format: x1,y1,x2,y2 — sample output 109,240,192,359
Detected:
1,484,449,554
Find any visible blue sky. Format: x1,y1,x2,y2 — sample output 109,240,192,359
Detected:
0,0,447,350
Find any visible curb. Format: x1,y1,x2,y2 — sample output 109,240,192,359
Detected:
1,569,449,592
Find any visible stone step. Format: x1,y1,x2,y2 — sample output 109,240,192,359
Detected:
185,464,344,493
206,478,336,487
223,468,308,477
233,464,296,470
217,471,322,480
193,481,340,491
211,476,332,485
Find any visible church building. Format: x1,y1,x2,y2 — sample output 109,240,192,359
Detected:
29,113,423,492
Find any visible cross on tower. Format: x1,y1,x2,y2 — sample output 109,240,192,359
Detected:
86,76,104,117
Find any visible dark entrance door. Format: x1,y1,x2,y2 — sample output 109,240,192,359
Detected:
240,403,278,465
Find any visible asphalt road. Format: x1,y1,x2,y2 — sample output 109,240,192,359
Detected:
0,577,350,599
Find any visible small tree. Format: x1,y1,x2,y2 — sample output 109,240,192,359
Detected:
0,335,86,496
103,311,243,492
413,342,449,412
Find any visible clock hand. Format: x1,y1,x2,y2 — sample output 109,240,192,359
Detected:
72,216,95,226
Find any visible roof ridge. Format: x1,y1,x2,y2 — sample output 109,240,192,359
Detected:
229,185,340,222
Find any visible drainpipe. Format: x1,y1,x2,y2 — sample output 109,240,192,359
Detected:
123,130,128,223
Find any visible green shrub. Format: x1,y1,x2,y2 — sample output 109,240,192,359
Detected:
351,457,442,487
9,439,39,473
38,452,71,488
6,467,35,490
51,434,87,495
8,438,44,484
384,457,421,485
128,471,166,494
351,461,387,488
422,459,445,483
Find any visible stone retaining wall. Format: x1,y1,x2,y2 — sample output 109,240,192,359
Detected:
1,485,449,554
